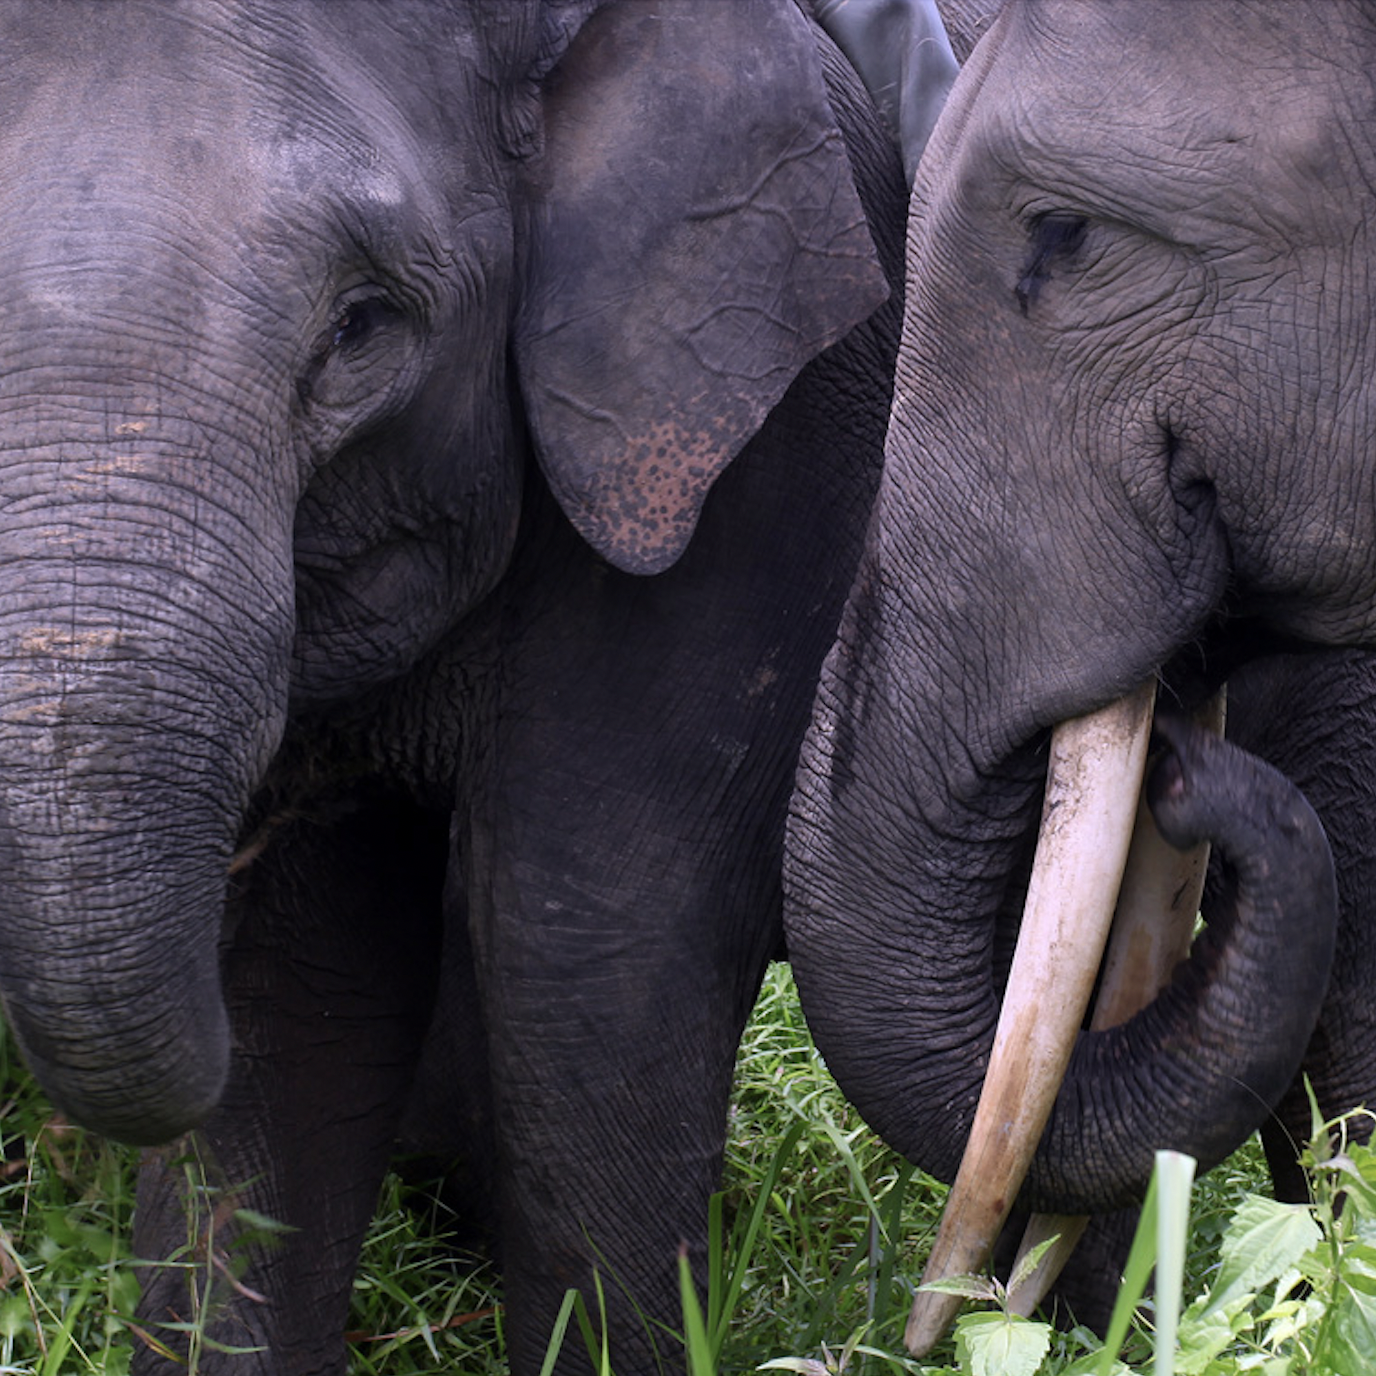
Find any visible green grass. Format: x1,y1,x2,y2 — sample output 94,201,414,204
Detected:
0,964,1357,1374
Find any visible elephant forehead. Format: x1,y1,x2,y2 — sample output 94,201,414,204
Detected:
0,5,447,234
995,0,1376,249
267,136,406,209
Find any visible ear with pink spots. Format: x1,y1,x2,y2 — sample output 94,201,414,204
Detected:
514,0,887,574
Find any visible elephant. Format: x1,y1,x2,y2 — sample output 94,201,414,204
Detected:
784,0,1376,1352
0,2,923,1372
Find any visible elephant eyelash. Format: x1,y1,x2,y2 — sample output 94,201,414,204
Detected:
296,297,407,406
1014,214,1089,316
329,297,402,353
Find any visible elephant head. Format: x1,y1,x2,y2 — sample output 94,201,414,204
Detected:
786,0,1374,1347
0,0,886,1145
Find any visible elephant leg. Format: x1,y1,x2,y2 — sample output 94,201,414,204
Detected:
1227,650,1376,1201
474,922,761,1376
132,787,448,1376
463,695,777,1376
396,866,501,1257
462,427,872,1374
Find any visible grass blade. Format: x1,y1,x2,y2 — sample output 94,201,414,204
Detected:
1096,1164,1160,1376
536,1289,583,1376
1151,1150,1195,1376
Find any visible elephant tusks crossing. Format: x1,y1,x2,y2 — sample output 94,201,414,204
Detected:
905,682,1156,1358
1005,689,1228,1318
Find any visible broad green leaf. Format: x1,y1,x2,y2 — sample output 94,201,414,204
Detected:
1207,1195,1320,1314
1317,1275,1376,1374
1236,1358,1293,1376
1175,1294,1253,1374
1326,1138,1376,1216
0,1293,32,1341
1255,1295,1310,1351
951,1311,1051,1376
1057,1349,1134,1376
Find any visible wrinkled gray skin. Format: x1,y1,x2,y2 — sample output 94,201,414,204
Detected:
788,0,1376,1289
1228,653,1376,1194
0,3,908,1372
930,1,1376,1332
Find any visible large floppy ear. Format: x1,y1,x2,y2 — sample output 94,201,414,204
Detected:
813,0,960,184
514,0,888,575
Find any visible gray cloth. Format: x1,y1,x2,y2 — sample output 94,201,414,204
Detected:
814,0,960,184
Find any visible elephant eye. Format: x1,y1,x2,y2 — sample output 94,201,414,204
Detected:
296,294,412,411
1015,214,1089,316
330,298,396,352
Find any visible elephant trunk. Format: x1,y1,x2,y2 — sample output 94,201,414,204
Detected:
0,764,234,1147
0,432,293,1146
1028,710,1336,1204
786,594,1335,1279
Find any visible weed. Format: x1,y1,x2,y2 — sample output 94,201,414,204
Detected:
1,969,1358,1375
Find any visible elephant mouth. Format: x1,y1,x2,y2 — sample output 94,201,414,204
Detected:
906,683,1239,1353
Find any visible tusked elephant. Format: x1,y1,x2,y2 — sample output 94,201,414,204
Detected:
0,2,925,1372
787,0,1376,1352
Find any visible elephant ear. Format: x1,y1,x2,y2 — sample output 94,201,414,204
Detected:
514,0,888,575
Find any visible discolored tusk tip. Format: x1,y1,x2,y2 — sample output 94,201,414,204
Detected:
906,1287,965,1358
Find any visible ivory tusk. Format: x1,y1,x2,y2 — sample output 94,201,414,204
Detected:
905,681,1156,1357
1005,689,1226,1318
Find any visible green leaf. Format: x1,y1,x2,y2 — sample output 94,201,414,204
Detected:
1057,1351,1133,1376
680,1246,716,1376
1207,1195,1320,1315
536,1289,583,1376
1006,1232,1062,1302
951,1311,1051,1376
1303,1079,1329,1167
837,1323,871,1370
1317,1275,1376,1374
917,1276,1000,1302
711,1118,808,1353
232,1208,296,1236
1325,1153,1376,1218
1176,1294,1253,1374
1097,1166,1160,1376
